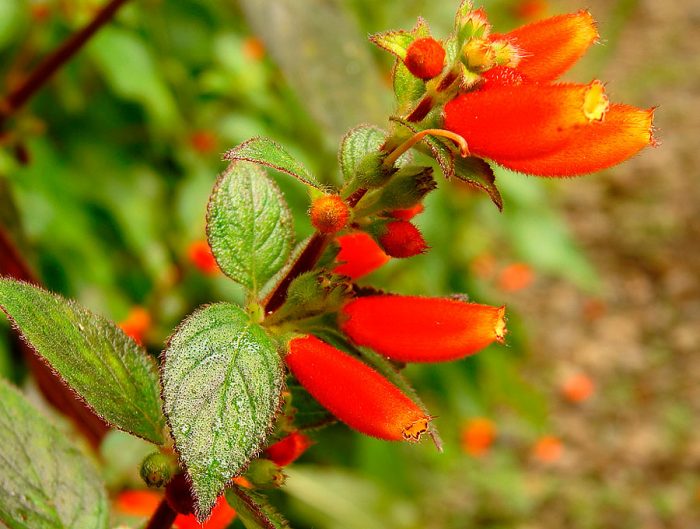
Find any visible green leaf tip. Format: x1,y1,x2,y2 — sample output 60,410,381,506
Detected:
0,278,166,444
162,303,284,520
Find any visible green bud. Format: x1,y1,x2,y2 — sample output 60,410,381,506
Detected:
140,452,175,488
245,459,286,489
376,166,436,211
354,151,395,189
285,271,325,309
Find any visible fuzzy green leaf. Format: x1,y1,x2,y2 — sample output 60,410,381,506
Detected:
224,137,322,190
0,279,165,444
338,125,386,183
392,61,426,110
0,378,108,529
225,487,290,529
207,161,294,296
162,303,284,520
454,156,503,211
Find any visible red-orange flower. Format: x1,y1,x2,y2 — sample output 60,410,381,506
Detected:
532,435,564,463
187,240,219,275
376,220,427,258
264,431,313,466
493,10,598,82
119,306,151,345
340,295,506,362
286,335,430,441
116,490,236,529
389,203,425,220
445,80,609,161
561,372,595,403
334,232,390,279
461,417,496,457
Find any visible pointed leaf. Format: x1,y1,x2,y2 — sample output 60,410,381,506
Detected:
392,60,426,110
207,161,294,296
225,487,290,529
454,156,503,211
224,137,322,190
162,303,284,519
0,279,165,444
0,378,108,529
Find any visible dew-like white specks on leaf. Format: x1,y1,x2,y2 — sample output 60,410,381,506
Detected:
162,303,284,521
206,161,294,298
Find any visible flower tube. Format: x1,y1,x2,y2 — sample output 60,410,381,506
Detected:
286,335,430,441
341,295,506,362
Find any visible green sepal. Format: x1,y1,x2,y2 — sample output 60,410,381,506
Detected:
454,156,503,211
245,459,286,489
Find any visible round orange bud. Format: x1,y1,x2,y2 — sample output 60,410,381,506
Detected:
461,417,496,457
377,220,427,258
560,373,595,403
404,37,446,80
310,195,350,234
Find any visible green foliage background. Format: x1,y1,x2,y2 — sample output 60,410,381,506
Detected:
1,0,695,528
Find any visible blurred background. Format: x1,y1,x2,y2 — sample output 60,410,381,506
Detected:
0,0,698,527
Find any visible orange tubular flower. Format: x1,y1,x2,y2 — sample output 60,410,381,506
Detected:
495,104,656,176
334,232,390,279
494,10,598,82
444,80,610,161
286,335,430,441
264,431,313,466
340,295,506,362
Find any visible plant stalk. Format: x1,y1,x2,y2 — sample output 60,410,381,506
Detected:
0,0,131,128
145,499,178,529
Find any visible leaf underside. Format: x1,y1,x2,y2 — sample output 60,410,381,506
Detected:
0,279,165,444
162,303,284,520
0,379,108,529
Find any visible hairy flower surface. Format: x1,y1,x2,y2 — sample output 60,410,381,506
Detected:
404,37,446,80
376,220,427,258
310,195,350,233
341,295,506,362
334,232,390,279
286,335,430,441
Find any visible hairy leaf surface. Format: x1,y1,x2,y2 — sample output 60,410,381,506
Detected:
0,379,108,529
0,279,165,444
162,303,284,519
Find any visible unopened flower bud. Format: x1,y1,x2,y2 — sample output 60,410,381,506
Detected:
354,151,394,188
139,452,176,488
286,335,431,441
371,220,427,258
404,37,446,80
264,431,313,466
374,166,436,213
334,232,390,279
389,203,425,220
455,6,491,41
310,195,350,234
462,38,495,72
341,295,506,362
245,459,286,489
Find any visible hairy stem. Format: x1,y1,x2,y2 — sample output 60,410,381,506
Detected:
263,232,332,315
0,0,131,128
145,499,177,529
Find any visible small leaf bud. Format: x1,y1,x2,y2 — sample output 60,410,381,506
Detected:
404,37,446,80
139,451,176,488
354,151,395,188
245,459,286,489
310,195,350,234
370,220,427,258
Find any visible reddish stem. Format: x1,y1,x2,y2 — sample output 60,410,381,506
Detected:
144,499,178,529
263,232,331,315
0,0,131,127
